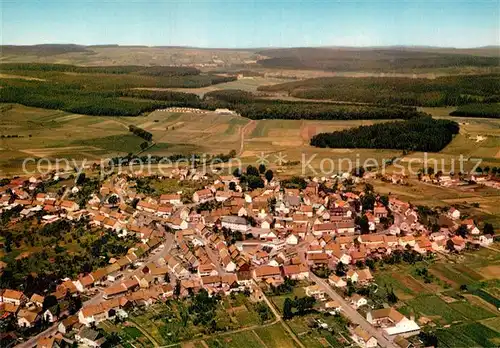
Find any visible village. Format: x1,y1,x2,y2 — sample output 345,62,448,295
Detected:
0,164,497,348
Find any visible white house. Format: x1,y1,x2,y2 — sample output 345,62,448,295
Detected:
221,216,249,232
350,294,367,309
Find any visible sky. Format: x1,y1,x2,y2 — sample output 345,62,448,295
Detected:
1,0,499,48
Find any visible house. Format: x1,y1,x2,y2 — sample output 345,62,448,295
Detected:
17,309,40,328
193,189,214,203
448,207,461,220
286,233,299,245
58,315,79,334
36,335,62,348
374,206,388,223
30,293,44,308
350,294,367,309
479,234,494,247
367,308,420,338
159,194,181,205
252,265,283,284
221,216,249,232
305,285,325,300
75,327,106,347
451,236,466,251
60,200,79,212
324,300,342,314
282,264,309,280
328,274,347,288
351,326,378,348
1,289,27,306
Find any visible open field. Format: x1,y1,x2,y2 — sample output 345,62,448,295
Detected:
142,76,289,96
2,103,500,188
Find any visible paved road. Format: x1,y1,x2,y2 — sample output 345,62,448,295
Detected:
296,246,397,348
309,272,397,348
16,231,176,348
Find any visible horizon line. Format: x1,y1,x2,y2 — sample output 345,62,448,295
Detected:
2,43,500,50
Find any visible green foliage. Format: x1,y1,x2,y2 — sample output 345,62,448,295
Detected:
0,63,235,116
257,47,500,71
311,116,459,152
128,125,153,141
258,74,500,107
0,63,201,76
450,103,500,118
265,169,274,182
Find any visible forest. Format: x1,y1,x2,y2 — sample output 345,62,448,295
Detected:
257,47,500,71
310,116,460,152
0,63,201,76
0,68,425,120
258,74,500,108
449,103,500,118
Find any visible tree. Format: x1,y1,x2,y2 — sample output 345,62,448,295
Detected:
140,141,149,150
247,175,264,190
456,224,468,238
108,195,119,205
483,223,495,235
265,169,274,182
233,168,242,177
283,298,293,320
258,164,266,174
335,261,347,276
75,173,86,185
387,288,398,304
229,182,236,191
446,239,455,252
356,215,370,234
42,295,58,310
174,280,181,298
246,165,259,177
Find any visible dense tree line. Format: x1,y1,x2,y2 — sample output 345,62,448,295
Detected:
258,74,500,108
257,47,500,71
204,89,255,104
121,89,201,102
1,63,201,76
233,100,423,120
449,103,500,118
128,125,153,141
310,116,459,152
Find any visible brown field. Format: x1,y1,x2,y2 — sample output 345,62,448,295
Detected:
479,265,500,280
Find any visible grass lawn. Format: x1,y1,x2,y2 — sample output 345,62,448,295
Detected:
74,133,145,153
286,314,351,348
254,323,298,348
448,300,497,321
481,316,500,333
436,323,500,348
206,330,264,348
399,295,466,325
270,287,306,314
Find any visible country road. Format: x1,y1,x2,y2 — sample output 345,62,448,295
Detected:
238,120,256,156
309,273,398,348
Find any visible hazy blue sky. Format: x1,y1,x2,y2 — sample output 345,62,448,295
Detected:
2,0,499,48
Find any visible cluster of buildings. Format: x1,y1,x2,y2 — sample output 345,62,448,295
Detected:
0,168,496,347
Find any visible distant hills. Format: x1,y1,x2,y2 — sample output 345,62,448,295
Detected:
0,44,498,71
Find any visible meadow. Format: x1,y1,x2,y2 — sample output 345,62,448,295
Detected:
373,246,500,347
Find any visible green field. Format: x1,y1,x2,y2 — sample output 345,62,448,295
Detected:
253,323,298,348
435,323,500,348
206,330,265,348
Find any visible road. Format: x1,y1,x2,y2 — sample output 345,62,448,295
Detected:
296,245,397,348
16,231,176,348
